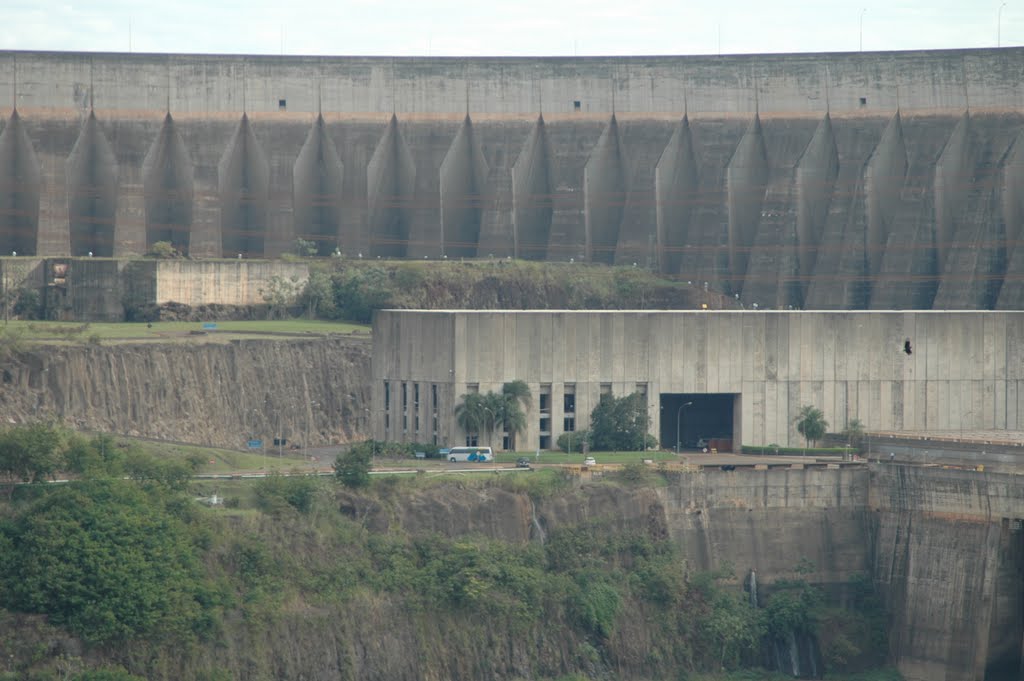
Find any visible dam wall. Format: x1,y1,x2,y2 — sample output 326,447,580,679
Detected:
870,465,1024,681
2,49,1024,308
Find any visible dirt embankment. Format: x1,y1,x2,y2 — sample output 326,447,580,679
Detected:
0,336,371,449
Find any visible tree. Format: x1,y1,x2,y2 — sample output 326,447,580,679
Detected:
334,448,371,488
842,418,865,451
455,391,500,447
299,268,337,318
589,392,651,452
0,422,67,488
795,405,828,448
259,275,301,320
0,480,209,643
497,380,532,451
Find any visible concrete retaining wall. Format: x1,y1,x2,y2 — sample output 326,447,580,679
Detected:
1,256,308,320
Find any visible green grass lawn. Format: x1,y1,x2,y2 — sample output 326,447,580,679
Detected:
126,438,317,473
492,450,678,465
3,319,369,343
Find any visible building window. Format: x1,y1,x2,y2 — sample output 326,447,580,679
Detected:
415,415,420,433
465,434,479,446
385,413,390,430
467,383,479,394
539,417,550,433
564,416,575,432
384,382,391,411
600,383,612,396
503,434,510,450
563,384,575,413
432,384,438,411
402,383,407,410
573,100,581,111
859,96,867,107
539,393,550,412
539,435,550,449
414,383,420,409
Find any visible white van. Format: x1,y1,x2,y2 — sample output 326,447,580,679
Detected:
447,446,493,463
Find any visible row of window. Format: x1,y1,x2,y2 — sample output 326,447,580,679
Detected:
383,381,441,444
381,380,647,449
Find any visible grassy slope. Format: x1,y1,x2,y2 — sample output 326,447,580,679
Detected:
2,320,369,344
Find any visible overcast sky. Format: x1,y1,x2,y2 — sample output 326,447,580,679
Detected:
0,0,1018,57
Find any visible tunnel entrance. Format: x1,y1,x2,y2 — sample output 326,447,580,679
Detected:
659,393,738,452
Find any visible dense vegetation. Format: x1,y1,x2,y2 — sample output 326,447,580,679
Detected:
298,259,720,323
0,425,888,680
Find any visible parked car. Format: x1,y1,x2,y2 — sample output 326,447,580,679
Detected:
515,457,531,468
583,456,597,466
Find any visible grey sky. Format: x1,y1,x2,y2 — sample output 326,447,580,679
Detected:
0,0,1018,56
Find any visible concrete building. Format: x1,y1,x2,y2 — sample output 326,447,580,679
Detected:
371,309,1024,449
3,49,1024,309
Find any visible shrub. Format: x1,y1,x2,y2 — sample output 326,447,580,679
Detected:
147,241,179,258
253,474,323,515
557,429,591,453
12,287,43,319
334,448,371,488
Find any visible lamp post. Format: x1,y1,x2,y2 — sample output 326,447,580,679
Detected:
482,406,494,449
999,2,1008,47
304,400,319,461
364,407,375,461
859,8,867,52
961,409,973,441
676,401,693,454
276,411,283,460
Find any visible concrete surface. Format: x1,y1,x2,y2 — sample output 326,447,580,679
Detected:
372,309,1024,449
1,49,1024,308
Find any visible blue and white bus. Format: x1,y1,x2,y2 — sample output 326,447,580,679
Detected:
447,446,493,463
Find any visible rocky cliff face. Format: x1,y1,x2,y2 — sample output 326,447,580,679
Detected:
0,336,371,449
341,466,1024,681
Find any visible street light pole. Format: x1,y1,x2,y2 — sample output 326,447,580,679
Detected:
859,8,867,52
482,406,494,449
676,401,693,454
305,401,319,461
999,2,1008,47
277,412,283,460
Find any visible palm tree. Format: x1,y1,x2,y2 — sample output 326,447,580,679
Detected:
795,405,828,450
481,392,503,449
455,392,487,445
499,380,532,451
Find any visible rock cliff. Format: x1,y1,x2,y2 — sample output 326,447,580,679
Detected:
0,336,371,449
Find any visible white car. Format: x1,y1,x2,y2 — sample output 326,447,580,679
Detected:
583,456,597,465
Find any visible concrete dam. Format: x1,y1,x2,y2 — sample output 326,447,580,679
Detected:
3,48,1024,309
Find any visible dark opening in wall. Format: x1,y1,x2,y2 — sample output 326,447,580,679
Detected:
278,99,287,110
859,96,867,107
573,100,581,111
